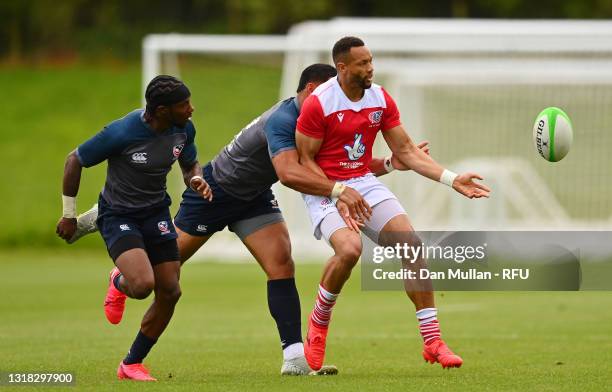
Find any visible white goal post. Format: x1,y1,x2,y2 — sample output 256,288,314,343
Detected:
143,18,612,261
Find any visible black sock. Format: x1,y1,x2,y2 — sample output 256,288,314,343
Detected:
112,273,123,292
123,330,158,365
267,278,302,349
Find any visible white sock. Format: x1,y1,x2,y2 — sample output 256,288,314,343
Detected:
283,342,304,361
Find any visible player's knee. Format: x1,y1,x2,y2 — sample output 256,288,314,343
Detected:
336,240,362,267
131,277,155,299
267,257,295,280
157,284,182,304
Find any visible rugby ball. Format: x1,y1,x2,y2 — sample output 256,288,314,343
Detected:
533,107,573,162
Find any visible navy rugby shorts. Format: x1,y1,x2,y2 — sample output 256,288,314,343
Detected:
97,196,178,264
174,163,281,237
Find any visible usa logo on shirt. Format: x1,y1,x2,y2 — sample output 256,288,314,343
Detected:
173,144,184,158
158,221,170,234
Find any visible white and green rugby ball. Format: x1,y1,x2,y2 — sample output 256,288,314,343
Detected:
533,107,573,162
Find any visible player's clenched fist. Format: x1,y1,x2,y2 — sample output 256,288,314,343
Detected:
56,217,77,241
190,175,213,201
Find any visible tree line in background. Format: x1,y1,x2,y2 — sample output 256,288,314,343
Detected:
2,0,612,61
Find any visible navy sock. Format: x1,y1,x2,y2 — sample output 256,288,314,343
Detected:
123,330,158,365
267,278,302,349
112,273,123,292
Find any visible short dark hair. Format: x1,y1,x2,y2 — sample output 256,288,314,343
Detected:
145,75,190,114
296,64,337,93
332,36,365,65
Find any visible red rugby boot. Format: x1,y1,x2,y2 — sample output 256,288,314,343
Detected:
422,339,463,369
104,267,127,324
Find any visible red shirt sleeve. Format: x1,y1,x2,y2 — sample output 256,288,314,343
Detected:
296,94,326,139
381,88,401,131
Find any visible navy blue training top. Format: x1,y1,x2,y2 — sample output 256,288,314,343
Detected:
77,109,197,211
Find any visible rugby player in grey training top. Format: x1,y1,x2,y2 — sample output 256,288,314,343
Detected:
67,64,428,375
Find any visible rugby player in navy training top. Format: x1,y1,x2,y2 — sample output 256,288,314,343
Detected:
56,75,212,381
65,65,428,376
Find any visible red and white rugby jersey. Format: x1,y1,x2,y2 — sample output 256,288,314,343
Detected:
296,77,401,180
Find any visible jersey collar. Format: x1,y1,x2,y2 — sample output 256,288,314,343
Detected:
292,96,300,112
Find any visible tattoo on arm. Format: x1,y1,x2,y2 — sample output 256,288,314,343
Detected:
180,160,203,188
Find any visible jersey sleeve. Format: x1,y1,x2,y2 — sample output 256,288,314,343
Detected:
76,125,125,168
381,88,401,131
296,95,326,139
178,121,198,166
264,112,297,158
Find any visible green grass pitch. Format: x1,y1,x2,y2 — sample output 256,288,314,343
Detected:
0,60,282,248
2,249,611,391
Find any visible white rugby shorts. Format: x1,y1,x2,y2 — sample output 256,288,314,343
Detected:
302,173,405,241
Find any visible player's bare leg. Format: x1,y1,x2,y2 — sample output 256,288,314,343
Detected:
242,220,337,375
104,248,154,324
116,259,181,381
379,214,463,369
117,256,182,381
139,261,182,339
112,248,155,299
106,248,160,381
175,226,212,264
321,228,362,293
304,226,361,371
242,221,294,280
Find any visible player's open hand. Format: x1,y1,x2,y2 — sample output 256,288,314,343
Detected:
338,186,372,222
336,200,365,232
56,217,77,241
452,172,491,199
391,141,430,170
191,177,213,201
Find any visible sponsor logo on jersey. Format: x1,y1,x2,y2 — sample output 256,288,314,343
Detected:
131,152,148,163
320,198,332,206
158,221,170,234
196,224,208,232
368,110,383,124
270,199,279,208
337,112,345,123
339,161,364,169
172,144,184,158
119,224,131,231
343,133,366,161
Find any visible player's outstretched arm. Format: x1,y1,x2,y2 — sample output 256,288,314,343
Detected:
179,160,212,201
382,126,490,199
56,150,83,241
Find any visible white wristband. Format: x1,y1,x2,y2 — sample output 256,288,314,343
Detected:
440,169,458,187
62,195,77,219
330,182,346,198
189,175,203,190
383,156,395,173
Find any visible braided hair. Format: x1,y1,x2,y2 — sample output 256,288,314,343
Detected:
145,75,191,114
